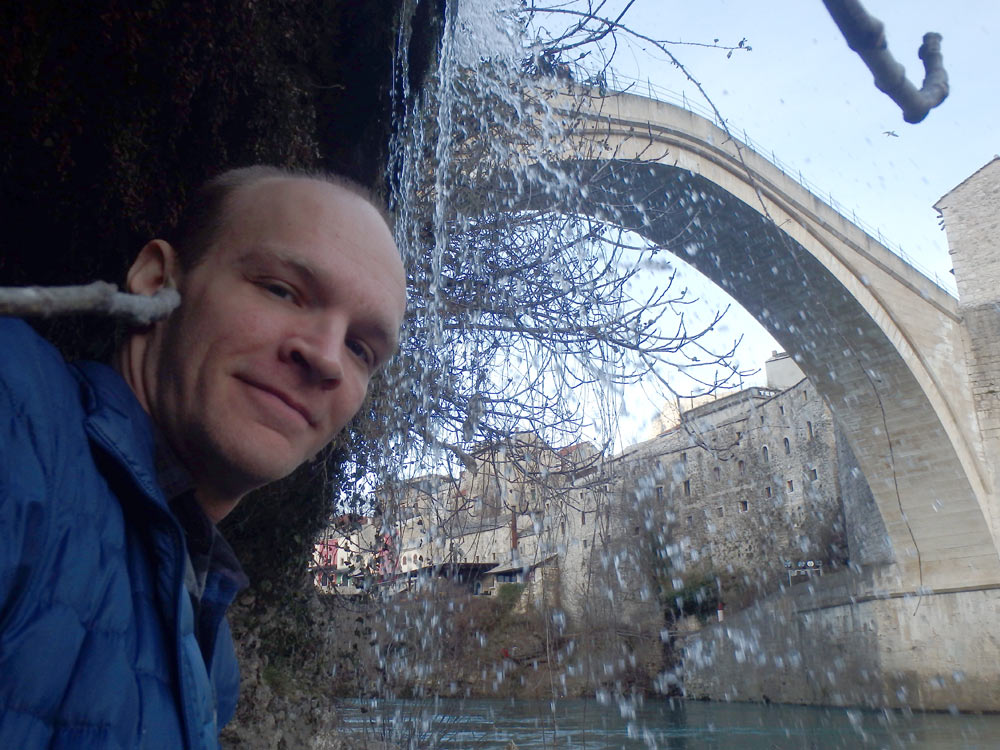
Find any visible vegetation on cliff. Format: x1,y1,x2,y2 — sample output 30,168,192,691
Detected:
1,3,441,746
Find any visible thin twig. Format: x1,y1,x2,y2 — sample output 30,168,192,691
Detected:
0,282,181,325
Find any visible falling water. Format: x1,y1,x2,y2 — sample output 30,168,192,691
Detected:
319,1,995,748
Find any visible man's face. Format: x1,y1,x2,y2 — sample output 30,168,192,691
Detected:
144,178,406,502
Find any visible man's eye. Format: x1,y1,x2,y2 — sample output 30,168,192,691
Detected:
347,340,374,367
261,281,295,301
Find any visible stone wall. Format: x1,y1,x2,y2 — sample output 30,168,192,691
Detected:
936,158,1000,310
936,157,1000,556
682,568,1000,711
961,303,1000,514
582,378,866,595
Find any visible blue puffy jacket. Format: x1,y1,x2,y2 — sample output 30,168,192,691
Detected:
0,318,242,748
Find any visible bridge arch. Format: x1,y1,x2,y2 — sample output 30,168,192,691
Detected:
540,90,999,589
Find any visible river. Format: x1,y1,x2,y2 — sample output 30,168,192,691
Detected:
335,697,1000,749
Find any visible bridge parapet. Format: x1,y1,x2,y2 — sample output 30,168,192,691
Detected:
580,72,954,292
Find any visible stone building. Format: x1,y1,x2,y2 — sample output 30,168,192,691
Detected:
311,516,381,594
935,157,1000,532
313,356,882,619
539,352,887,622
313,433,599,597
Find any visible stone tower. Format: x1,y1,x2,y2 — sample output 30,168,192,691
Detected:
935,157,1000,513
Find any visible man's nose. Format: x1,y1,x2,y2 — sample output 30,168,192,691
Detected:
281,326,345,386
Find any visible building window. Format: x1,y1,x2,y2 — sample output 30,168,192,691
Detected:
807,421,814,439
739,500,749,512
738,460,745,475
717,506,724,518
583,539,589,549
581,511,586,525
810,468,819,480
683,479,691,496
713,467,721,481
762,446,769,462
681,452,687,464
561,522,566,535
787,479,794,492
686,515,693,526
783,437,791,455
760,415,765,425
765,486,772,498
779,405,785,416
656,485,664,501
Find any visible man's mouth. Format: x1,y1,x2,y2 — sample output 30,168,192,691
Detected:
237,376,315,426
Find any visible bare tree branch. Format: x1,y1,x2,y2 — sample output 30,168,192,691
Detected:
0,282,180,325
823,0,948,123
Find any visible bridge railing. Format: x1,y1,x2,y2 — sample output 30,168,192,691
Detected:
584,69,956,295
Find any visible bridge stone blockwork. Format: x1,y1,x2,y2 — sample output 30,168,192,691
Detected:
553,90,1000,593
547,87,1000,709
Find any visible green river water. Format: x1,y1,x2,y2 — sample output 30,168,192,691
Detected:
336,697,1000,749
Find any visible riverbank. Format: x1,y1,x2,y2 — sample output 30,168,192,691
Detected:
221,581,672,748
220,574,1000,749
369,582,670,702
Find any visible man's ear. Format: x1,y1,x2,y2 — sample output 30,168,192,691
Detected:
126,239,181,296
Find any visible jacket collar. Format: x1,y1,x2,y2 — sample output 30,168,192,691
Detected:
70,359,166,510
72,358,250,594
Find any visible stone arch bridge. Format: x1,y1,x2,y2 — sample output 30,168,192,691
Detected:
539,88,998,593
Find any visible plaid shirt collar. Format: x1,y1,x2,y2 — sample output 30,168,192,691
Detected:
154,431,249,664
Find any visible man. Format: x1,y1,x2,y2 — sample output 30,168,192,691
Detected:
0,166,408,748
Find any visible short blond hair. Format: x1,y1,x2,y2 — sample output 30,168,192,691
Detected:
170,165,393,269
